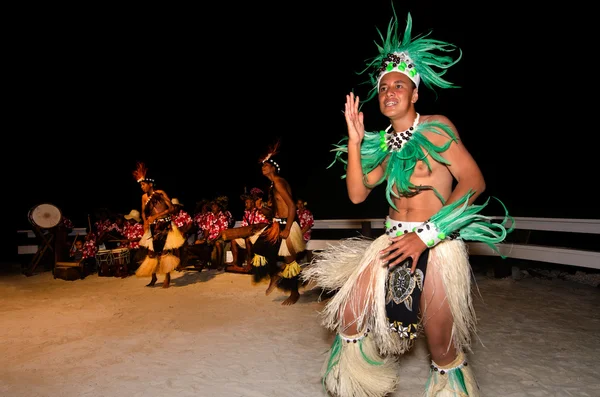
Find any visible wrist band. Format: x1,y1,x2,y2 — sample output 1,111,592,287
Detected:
415,221,445,247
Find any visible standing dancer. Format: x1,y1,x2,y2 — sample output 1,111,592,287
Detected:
301,7,513,396
132,162,185,288
251,142,306,305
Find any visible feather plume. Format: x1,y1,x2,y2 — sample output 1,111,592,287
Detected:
259,139,281,163
358,7,462,103
132,162,148,182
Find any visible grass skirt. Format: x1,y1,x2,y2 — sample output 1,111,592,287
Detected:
278,222,306,257
302,234,477,395
135,224,185,277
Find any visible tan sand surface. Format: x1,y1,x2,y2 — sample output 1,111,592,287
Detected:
0,267,598,397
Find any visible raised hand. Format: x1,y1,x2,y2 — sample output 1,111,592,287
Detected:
344,92,365,144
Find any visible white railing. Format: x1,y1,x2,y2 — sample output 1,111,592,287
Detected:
305,217,600,270
17,218,600,270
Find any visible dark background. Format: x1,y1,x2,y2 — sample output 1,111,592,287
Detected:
5,2,597,262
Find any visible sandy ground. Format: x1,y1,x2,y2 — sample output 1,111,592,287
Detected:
0,264,599,397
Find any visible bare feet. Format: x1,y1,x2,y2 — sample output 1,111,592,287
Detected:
146,274,157,287
282,290,300,306
162,273,171,288
225,264,251,274
265,275,280,296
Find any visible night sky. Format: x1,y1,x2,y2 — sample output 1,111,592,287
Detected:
7,2,596,260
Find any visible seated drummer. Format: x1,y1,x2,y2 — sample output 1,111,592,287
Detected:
193,198,230,270
225,188,269,273
123,209,145,272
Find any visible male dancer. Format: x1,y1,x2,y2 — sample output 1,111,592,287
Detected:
132,162,185,288
251,143,306,306
301,7,513,396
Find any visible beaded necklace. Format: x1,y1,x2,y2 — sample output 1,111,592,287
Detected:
144,191,156,207
378,113,420,152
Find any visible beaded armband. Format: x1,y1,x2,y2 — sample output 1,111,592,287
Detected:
414,190,513,253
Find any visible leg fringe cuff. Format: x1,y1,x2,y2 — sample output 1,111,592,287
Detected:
252,254,267,267
281,260,301,278
321,329,399,397
425,352,480,397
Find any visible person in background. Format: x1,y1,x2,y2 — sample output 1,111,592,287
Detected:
205,198,230,269
132,162,185,288
225,188,270,274
81,230,98,274
253,188,272,220
93,208,112,248
69,239,84,262
69,237,97,275
171,198,194,239
123,209,145,272
295,198,314,244
295,198,315,265
216,195,236,229
183,199,213,269
251,142,306,306
225,192,256,271
61,215,74,230
171,198,194,271
105,213,126,247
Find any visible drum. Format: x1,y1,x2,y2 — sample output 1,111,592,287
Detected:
28,203,62,229
111,247,130,278
96,249,114,265
220,223,269,241
96,249,114,277
111,248,130,266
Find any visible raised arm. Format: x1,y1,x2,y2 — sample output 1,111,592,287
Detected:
344,92,384,203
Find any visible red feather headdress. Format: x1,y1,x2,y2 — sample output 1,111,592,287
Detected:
259,140,281,173
132,162,155,184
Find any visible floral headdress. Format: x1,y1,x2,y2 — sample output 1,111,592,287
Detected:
259,140,281,173
242,187,265,201
359,6,462,103
132,162,155,184
250,187,264,199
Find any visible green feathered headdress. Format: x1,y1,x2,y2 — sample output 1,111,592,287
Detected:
359,6,462,103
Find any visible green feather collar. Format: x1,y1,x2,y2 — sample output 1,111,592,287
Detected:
329,119,458,210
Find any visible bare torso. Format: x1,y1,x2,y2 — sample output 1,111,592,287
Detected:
271,177,293,219
143,191,170,219
387,115,455,222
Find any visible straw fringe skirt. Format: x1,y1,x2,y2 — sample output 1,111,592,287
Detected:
278,221,306,257
301,235,476,396
136,223,186,277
